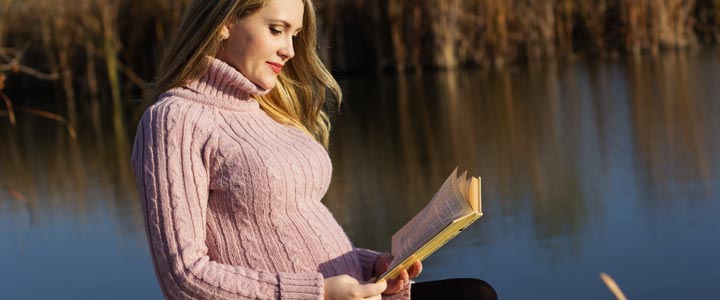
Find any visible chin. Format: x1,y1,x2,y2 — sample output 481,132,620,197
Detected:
259,81,276,90
248,78,275,90
258,77,278,90
246,72,273,88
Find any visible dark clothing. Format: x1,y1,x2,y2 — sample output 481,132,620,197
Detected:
411,278,498,300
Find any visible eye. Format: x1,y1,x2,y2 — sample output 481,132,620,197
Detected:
270,27,282,35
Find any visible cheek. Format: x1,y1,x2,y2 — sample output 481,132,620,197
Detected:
226,31,257,60
226,46,255,76
241,38,272,69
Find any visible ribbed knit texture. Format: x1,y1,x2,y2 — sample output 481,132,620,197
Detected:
131,57,410,300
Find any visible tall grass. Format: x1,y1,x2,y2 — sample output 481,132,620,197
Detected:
0,0,190,132
342,0,717,70
0,0,718,131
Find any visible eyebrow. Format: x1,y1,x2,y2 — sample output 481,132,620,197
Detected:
270,19,302,33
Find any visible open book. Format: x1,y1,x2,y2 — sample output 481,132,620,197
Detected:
377,167,483,281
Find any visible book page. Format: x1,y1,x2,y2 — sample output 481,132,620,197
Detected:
390,168,474,266
458,170,468,200
469,177,480,212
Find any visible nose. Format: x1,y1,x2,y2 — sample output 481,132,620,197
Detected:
278,36,295,61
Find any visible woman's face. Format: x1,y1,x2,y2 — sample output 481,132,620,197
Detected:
217,0,304,90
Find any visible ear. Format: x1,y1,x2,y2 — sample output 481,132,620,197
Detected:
219,25,230,40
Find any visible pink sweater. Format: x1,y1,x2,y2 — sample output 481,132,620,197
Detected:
131,58,410,300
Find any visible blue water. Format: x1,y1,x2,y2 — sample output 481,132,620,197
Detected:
1,49,719,299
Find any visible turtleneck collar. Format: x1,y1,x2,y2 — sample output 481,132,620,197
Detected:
168,56,271,112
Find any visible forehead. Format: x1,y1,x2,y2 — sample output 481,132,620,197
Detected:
255,0,304,27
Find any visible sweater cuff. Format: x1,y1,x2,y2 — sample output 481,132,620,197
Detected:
383,281,411,300
355,248,382,280
278,272,324,300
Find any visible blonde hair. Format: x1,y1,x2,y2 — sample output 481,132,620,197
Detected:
146,0,341,148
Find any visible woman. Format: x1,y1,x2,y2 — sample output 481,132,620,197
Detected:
131,0,495,299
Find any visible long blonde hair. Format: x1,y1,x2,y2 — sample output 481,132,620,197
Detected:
146,0,341,148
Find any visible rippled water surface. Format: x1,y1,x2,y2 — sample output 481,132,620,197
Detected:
2,49,719,299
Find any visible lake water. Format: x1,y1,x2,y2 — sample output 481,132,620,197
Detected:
2,48,719,299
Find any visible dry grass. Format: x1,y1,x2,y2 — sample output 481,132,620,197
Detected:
0,0,190,132
0,46,72,133
600,272,628,300
346,0,716,70
0,0,718,127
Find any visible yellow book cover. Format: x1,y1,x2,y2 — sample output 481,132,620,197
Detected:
378,167,483,281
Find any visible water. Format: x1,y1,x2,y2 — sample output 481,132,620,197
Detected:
2,48,719,299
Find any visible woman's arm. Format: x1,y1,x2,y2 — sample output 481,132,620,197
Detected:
131,100,324,300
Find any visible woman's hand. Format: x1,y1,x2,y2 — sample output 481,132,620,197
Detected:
373,253,423,295
324,274,387,300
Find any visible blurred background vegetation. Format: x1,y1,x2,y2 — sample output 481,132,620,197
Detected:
0,0,719,133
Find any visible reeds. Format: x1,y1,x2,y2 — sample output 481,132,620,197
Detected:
0,46,74,134
0,0,718,129
600,273,628,300
0,0,190,132
338,0,717,70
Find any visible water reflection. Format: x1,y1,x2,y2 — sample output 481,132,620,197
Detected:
1,48,719,299
0,118,143,244
628,52,715,209
325,49,720,298
326,63,603,251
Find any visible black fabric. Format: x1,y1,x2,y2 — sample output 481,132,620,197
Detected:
410,278,498,300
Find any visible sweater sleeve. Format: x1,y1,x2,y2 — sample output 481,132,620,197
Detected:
131,100,324,300
354,248,381,281
353,248,411,300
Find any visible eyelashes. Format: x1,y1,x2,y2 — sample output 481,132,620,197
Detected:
269,26,300,39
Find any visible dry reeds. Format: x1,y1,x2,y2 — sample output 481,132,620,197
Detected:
0,46,75,134
600,272,628,300
337,0,717,70
0,0,191,132
0,0,718,128
695,0,720,42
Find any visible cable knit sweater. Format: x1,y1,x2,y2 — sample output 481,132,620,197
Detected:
131,58,410,300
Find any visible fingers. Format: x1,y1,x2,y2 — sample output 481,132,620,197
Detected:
374,253,393,277
399,269,409,282
375,262,389,275
375,279,388,291
389,269,408,285
393,271,410,288
358,279,387,298
408,261,423,278
382,271,409,295
325,275,389,299
388,274,407,290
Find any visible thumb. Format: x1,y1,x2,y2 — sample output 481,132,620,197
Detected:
375,279,387,290
360,279,387,296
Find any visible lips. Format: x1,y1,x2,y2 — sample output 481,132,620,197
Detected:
267,62,283,74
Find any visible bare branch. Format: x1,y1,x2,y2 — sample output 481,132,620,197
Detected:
16,106,77,138
0,46,60,81
0,90,16,126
